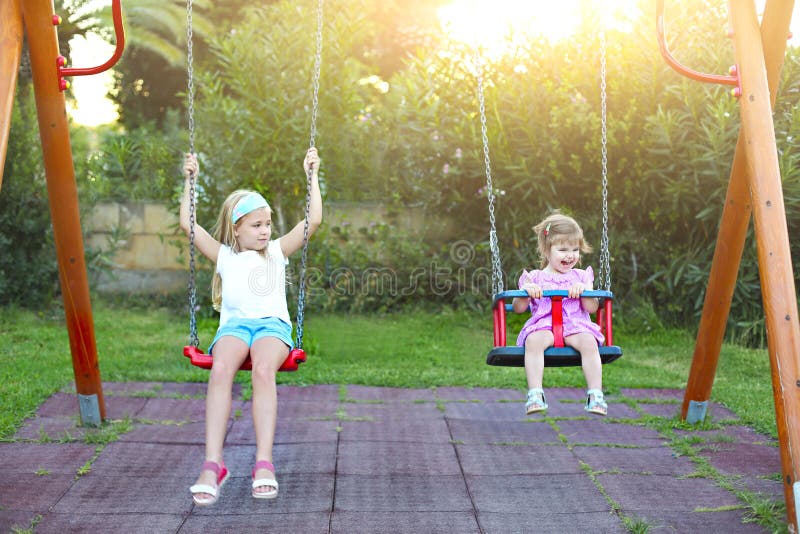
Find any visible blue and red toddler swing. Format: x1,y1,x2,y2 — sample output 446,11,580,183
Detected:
474,33,623,368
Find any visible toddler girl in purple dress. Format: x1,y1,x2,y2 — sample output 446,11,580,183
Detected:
512,211,608,416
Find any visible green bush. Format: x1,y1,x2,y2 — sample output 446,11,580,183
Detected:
80,112,186,203
0,91,59,306
11,0,794,349
352,0,800,345
301,223,497,314
0,92,146,308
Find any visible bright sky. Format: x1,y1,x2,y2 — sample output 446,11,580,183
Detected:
67,33,118,127
68,0,799,127
438,0,799,53
437,0,639,56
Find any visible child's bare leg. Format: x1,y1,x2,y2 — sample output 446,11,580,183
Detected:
524,330,553,389
193,337,249,500
566,332,602,390
249,336,289,496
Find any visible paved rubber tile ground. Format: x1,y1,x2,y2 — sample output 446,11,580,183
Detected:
0,383,784,533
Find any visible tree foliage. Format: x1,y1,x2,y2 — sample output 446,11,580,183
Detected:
0,91,58,306
106,0,215,128
8,0,798,346
190,0,375,233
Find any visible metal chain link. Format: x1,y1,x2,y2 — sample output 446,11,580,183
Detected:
475,50,504,296
186,0,195,155
186,0,199,346
295,0,324,349
307,0,323,150
599,29,611,292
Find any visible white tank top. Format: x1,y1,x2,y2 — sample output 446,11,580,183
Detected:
216,239,291,326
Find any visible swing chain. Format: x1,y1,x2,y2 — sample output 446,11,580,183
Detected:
186,0,199,347
295,0,324,349
475,50,504,296
187,177,199,347
308,0,323,149
186,0,195,155
599,29,611,292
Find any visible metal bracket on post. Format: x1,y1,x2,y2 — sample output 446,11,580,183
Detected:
53,0,125,91
686,400,709,424
656,0,741,94
78,394,102,427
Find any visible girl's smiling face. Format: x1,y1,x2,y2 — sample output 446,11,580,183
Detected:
546,239,580,274
234,207,271,251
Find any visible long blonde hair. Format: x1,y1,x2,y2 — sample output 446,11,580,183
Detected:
210,189,270,311
534,210,592,269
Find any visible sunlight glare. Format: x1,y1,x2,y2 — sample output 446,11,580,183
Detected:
66,34,119,127
438,0,640,57
755,0,800,45
438,1,578,55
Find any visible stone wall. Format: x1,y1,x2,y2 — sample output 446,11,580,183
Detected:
86,202,186,293
86,201,459,294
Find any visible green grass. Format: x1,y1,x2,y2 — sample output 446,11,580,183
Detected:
0,302,778,440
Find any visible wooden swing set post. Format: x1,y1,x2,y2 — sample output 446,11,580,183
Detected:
729,1,800,526
0,0,108,425
681,1,794,416
0,0,24,185
659,0,799,524
676,0,800,527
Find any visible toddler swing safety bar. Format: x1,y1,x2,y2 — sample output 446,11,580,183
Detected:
488,289,622,367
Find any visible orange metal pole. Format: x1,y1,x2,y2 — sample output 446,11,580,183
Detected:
729,1,800,528
21,0,105,425
682,0,794,422
0,0,24,186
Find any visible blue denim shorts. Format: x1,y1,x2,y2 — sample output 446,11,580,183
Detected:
209,317,294,355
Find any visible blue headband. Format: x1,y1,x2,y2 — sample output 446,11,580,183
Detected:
232,193,269,223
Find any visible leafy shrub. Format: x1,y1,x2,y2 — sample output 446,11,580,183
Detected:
0,92,144,308
80,111,186,202
0,91,59,306
296,223,500,314
14,0,795,350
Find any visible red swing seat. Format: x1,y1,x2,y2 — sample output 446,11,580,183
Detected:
183,345,307,372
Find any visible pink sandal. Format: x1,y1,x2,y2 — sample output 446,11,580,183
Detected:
190,460,229,505
251,460,279,499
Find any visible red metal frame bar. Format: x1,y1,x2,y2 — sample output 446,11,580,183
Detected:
656,0,741,94
593,298,613,345
55,0,125,91
603,298,613,346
